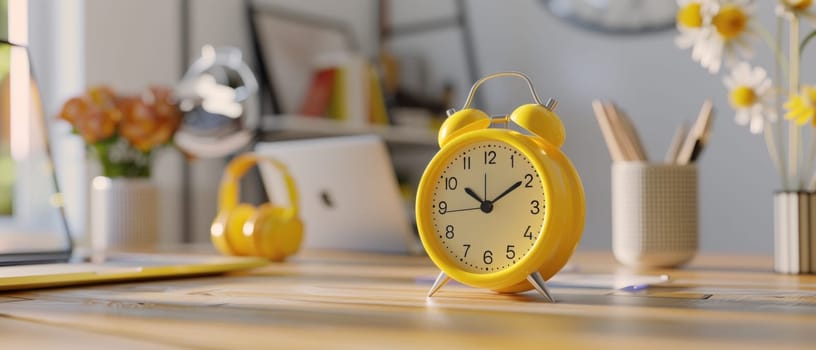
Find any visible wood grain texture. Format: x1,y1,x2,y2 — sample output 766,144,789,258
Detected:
1,250,816,349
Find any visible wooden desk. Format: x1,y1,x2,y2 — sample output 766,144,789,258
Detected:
1,251,815,349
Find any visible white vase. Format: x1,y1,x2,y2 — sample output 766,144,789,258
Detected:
773,192,816,274
91,176,158,252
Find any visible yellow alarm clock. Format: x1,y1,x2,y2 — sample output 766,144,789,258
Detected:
416,72,585,302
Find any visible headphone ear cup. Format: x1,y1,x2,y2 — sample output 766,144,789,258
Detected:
279,216,304,256
210,211,235,256
438,109,491,148
510,104,565,148
248,205,304,261
223,204,257,256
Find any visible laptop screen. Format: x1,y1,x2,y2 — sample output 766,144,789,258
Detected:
0,40,72,260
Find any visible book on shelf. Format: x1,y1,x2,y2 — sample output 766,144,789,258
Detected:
298,68,335,117
298,52,389,126
368,65,389,126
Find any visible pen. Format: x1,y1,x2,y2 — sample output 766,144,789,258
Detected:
677,100,714,165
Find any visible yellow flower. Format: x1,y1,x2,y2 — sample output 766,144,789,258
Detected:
776,0,816,22
785,86,816,126
677,0,756,74
723,63,776,134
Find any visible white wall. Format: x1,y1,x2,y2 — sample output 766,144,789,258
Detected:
83,0,185,245
28,0,87,243
65,0,809,253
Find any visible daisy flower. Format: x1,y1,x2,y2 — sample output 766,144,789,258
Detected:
675,1,705,50
723,63,776,134
680,0,757,74
784,86,816,125
776,0,816,22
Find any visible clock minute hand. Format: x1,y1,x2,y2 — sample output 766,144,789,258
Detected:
491,181,522,204
464,187,485,203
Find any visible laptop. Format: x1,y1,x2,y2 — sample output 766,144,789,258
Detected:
0,40,265,291
255,136,421,254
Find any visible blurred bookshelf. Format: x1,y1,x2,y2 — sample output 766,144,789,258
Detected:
260,115,438,148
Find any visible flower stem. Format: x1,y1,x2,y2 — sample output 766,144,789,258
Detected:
800,29,816,57
803,27,816,190
807,127,816,186
775,16,788,190
764,122,785,183
788,16,801,189
91,138,151,178
755,23,790,85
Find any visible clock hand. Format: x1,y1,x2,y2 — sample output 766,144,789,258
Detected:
491,181,522,204
484,173,488,200
464,187,495,214
446,206,481,213
464,187,485,203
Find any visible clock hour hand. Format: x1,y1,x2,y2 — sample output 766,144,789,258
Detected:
464,187,485,204
491,181,522,204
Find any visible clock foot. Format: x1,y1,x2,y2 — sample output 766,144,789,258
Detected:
427,271,451,297
527,272,555,302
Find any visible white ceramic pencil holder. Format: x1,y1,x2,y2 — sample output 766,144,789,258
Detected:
612,162,698,268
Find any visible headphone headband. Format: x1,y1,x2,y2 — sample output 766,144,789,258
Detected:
219,153,299,216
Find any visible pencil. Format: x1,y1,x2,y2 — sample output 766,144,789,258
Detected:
603,102,639,161
614,104,648,162
665,122,688,164
592,100,625,162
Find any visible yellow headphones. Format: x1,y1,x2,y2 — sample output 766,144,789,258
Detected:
210,153,303,261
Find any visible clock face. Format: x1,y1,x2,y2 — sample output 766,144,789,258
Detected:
430,140,546,274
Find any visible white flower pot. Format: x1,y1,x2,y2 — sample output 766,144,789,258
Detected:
774,192,816,274
91,176,158,252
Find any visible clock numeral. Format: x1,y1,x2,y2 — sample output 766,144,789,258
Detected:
483,250,493,265
463,156,471,170
463,244,471,257
524,174,534,188
484,150,496,165
505,245,515,259
438,201,447,214
444,176,458,190
445,225,455,239
530,200,540,214
510,154,514,168
523,225,533,240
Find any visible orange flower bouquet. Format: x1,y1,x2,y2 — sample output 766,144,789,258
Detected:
59,86,182,177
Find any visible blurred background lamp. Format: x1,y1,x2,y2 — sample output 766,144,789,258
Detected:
175,45,259,158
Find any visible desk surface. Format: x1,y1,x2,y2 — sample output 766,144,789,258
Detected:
1,251,815,349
